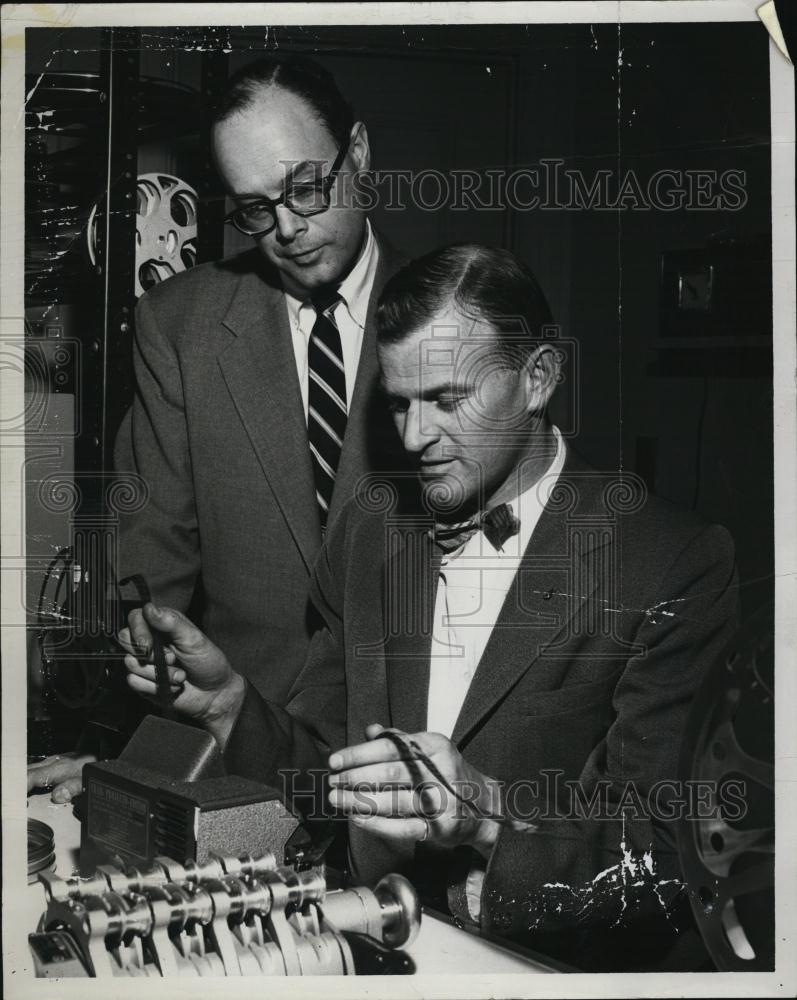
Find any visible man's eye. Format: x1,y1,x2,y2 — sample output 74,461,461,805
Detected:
288,184,326,210
238,201,273,222
437,395,466,412
386,398,409,414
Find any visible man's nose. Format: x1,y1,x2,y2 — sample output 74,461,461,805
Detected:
273,204,307,243
400,402,437,455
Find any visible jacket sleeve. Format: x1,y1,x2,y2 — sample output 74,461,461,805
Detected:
222,512,350,818
480,522,739,966
113,293,201,611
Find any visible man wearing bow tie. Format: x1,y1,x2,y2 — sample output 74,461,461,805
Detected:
122,244,738,969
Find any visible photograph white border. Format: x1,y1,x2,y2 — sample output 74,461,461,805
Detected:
2,3,795,997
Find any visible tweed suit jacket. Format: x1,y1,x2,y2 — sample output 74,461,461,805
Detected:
224,448,739,967
114,236,408,704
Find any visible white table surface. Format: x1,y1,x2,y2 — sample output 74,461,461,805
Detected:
25,793,549,976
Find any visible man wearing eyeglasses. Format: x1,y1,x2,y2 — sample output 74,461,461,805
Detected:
28,54,408,802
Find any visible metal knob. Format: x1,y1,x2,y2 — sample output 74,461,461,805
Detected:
373,874,421,949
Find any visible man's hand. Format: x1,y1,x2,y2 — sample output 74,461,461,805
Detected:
27,753,96,802
118,603,245,749
327,723,502,858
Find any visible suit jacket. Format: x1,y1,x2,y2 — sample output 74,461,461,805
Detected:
114,235,408,703
224,449,739,969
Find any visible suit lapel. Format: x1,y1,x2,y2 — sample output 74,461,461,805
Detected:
217,267,321,574
328,240,406,525
383,522,437,735
450,459,613,746
216,239,406,571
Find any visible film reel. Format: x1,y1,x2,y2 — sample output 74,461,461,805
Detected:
28,820,56,885
86,173,198,298
25,73,202,302
135,173,198,296
676,603,774,970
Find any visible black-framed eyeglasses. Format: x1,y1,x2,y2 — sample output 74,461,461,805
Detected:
224,140,349,237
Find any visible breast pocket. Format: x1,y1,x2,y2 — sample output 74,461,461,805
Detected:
522,671,620,718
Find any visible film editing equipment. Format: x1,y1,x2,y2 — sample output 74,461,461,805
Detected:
28,716,420,978
30,854,419,978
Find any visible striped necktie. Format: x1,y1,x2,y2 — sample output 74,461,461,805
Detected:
307,287,347,527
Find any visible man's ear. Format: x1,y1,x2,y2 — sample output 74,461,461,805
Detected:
349,122,371,172
524,344,561,413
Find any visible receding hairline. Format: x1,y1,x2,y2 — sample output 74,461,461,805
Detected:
211,79,339,139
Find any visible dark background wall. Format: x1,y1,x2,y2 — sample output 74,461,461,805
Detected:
26,21,773,618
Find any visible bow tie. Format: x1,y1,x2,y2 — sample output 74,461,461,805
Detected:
431,502,520,555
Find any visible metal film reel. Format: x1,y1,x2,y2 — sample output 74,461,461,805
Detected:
87,174,198,298
28,820,56,884
135,173,198,297
25,73,202,303
677,603,774,970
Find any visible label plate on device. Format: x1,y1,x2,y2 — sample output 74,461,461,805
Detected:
87,779,149,859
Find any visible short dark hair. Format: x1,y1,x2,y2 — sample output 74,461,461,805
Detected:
376,244,554,366
210,54,354,147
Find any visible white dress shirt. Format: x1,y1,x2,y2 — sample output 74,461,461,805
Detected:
427,425,567,739
284,220,379,420
426,425,566,921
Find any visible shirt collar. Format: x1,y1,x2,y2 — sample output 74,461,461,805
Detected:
336,219,378,329
513,424,567,551
518,424,566,508
443,425,567,563
284,220,379,333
